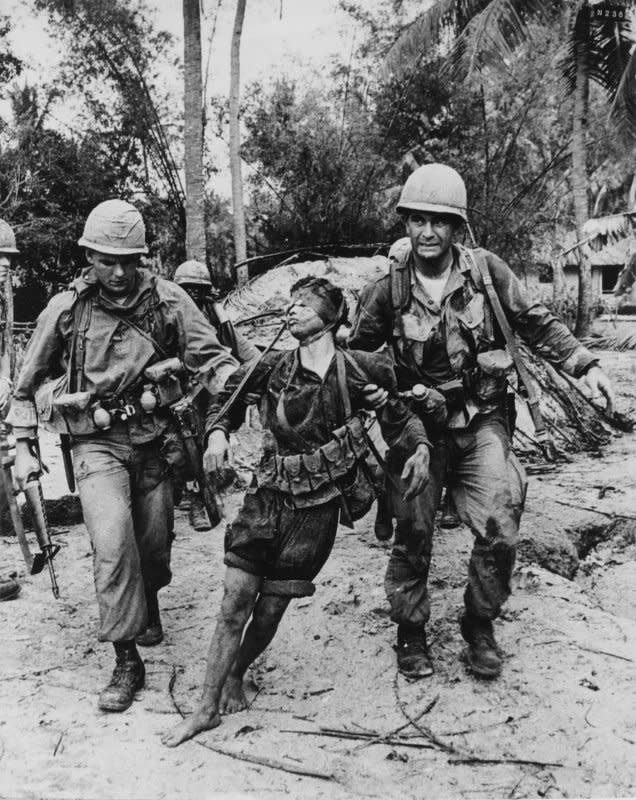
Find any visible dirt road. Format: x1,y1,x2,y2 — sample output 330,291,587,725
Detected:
1,351,635,800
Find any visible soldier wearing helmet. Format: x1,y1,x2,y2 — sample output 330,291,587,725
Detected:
0,219,20,601
349,163,614,681
7,200,239,712
173,260,258,531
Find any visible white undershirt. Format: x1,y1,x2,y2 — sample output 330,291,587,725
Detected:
415,265,451,306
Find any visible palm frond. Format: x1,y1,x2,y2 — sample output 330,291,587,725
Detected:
610,47,636,141
381,0,485,81
382,0,547,82
582,211,636,250
448,0,546,81
561,0,635,96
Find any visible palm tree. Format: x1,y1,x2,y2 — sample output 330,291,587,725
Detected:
384,0,636,335
230,0,248,285
183,0,207,265
562,1,636,334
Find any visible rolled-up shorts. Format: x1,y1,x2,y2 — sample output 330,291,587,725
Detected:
224,487,340,598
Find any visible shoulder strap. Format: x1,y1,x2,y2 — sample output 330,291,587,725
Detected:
463,247,548,440
335,350,352,421
67,292,93,392
389,259,410,317
99,293,170,361
388,258,429,383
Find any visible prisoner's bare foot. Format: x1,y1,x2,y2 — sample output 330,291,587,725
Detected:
219,674,248,714
161,708,221,748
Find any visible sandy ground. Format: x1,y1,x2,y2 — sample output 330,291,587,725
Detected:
0,350,635,800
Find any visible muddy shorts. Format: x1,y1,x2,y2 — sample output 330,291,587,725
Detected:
224,487,340,598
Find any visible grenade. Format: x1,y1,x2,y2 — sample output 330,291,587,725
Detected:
140,385,158,413
411,384,428,402
92,402,112,430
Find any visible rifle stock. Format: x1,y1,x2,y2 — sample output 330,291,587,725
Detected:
0,424,60,597
173,397,224,529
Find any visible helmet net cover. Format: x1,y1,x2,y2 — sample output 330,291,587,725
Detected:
78,199,148,255
0,219,19,254
174,260,212,286
397,163,467,223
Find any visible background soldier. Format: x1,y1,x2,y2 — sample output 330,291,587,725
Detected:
8,200,238,711
348,163,614,680
173,260,258,530
0,219,19,601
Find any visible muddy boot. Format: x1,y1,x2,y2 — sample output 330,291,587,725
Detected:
0,577,20,601
189,491,211,531
459,613,502,679
440,492,461,529
440,505,461,529
396,624,434,678
136,590,163,647
98,643,145,712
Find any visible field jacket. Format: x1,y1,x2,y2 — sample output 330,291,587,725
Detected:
9,267,239,442
348,244,598,428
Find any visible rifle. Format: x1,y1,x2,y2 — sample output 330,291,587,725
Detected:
0,423,60,598
143,358,224,529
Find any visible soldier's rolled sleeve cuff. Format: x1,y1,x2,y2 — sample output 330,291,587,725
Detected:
562,348,599,378
212,363,238,394
204,424,230,448
5,398,38,430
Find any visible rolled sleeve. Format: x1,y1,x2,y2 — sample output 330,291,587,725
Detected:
487,253,598,377
348,278,393,352
160,281,240,394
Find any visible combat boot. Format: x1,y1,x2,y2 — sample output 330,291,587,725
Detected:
0,577,20,601
136,589,163,647
189,491,211,531
98,654,145,712
396,624,434,678
460,613,502,679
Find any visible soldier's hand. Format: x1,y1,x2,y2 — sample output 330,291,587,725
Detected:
14,440,41,490
203,429,229,474
400,443,430,501
361,383,388,410
584,366,615,417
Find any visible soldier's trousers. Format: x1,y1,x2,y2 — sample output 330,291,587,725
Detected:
73,428,174,642
385,410,527,627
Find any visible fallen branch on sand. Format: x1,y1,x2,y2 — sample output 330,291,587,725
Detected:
552,498,636,521
448,755,565,768
167,667,335,782
281,727,436,750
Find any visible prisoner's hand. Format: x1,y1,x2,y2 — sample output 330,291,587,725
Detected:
361,383,388,410
0,377,11,410
400,443,430,501
584,366,615,417
14,440,41,490
204,429,230,474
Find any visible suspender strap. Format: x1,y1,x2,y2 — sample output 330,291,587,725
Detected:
465,248,548,440
99,299,170,360
67,294,92,392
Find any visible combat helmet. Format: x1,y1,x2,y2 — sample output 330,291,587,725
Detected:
78,199,148,255
174,260,212,286
397,163,467,223
0,219,19,254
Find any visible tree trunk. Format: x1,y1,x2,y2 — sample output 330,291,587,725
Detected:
552,257,568,325
183,0,207,266
571,43,592,337
230,0,248,285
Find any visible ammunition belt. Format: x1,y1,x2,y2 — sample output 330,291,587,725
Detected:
260,415,369,500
